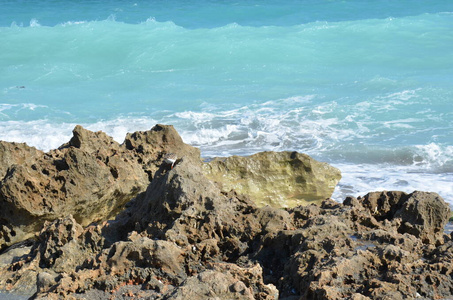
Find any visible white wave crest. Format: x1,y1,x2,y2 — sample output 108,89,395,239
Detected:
413,143,453,171
331,162,453,206
29,18,41,27
0,117,157,152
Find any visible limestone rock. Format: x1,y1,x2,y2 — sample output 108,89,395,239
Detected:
119,149,264,256
0,240,32,269
208,262,280,300
33,215,101,272
203,151,341,207
36,271,58,294
164,270,256,300
106,237,186,282
124,124,201,180
0,126,146,250
16,142,282,299
2,173,453,300
351,191,450,244
0,141,41,180
0,124,200,251
250,192,453,299
1,124,452,300
395,191,450,244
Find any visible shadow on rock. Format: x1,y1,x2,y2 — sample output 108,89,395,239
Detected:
0,125,452,300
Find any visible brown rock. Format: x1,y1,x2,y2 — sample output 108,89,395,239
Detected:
163,264,278,300
164,270,256,300
106,237,186,282
120,152,263,252
395,191,450,244
32,215,106,273
0,141,41,179
0,126,146,250
124,124,201,179
354,191,450,244
1,125,452,300
0,124,199,251
209,262,279,300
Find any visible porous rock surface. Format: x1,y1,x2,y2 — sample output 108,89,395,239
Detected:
203,151,341,207
0,124,199,251
0,125,452,300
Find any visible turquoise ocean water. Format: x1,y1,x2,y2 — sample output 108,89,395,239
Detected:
1,0,453,205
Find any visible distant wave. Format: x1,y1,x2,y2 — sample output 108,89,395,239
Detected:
1,2,452,205
2,0,452,28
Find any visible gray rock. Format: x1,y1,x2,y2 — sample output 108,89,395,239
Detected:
36,271,58,293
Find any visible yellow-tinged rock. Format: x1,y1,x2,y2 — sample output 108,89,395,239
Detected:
202,151,341,208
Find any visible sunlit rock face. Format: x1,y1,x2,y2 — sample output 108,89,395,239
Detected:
203,151,341,208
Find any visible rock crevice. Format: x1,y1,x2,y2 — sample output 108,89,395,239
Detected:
0,125,451,300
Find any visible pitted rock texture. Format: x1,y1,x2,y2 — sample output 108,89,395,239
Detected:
123,123,201,181
1,125,451,300
1,158,451,299
351,190,450,244
203,151,341,207
0,124,199,251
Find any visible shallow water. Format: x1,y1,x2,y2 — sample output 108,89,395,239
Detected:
445,222,453,235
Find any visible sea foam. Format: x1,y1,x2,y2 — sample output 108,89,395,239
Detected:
1,2,452,206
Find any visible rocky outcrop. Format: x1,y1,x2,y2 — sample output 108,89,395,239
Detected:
203,151,341,207
1,157,452,299
0,124,199,251
349,191,450,244
1,124,452,300
0,142,42,179
277,191,452,299
123,123,201,179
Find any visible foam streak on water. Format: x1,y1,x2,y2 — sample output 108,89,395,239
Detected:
1,1,452,205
